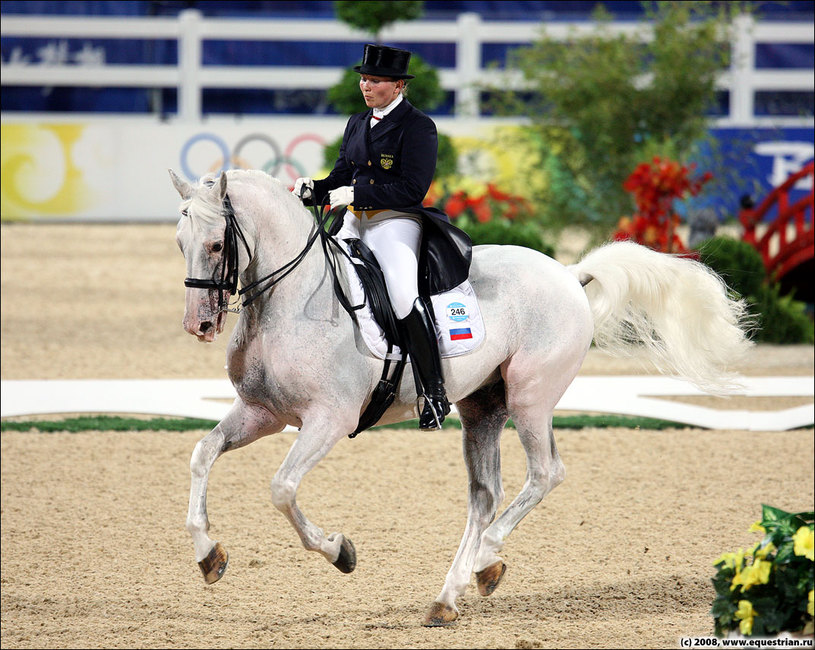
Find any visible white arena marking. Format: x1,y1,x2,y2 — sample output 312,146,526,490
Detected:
1,376,812,432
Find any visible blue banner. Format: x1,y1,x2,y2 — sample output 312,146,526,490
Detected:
697,127,814,221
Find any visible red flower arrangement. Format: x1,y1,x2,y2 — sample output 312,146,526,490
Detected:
613,156,713,254
424,182,533,225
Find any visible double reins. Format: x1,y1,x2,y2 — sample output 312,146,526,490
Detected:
184,185,360,317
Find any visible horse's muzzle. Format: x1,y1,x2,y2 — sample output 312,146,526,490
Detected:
183,289,229,341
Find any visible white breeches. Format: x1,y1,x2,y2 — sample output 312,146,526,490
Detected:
335,210,422,320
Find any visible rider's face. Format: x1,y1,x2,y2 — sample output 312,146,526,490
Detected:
359,75,403,109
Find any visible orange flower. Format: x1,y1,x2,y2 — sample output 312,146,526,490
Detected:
445,192,467,218
430,184,533,225
487,183,512,202
469,196,492,223
614,156,713,253
617,215,633,232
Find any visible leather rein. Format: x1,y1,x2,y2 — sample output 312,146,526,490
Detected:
183,187,361,318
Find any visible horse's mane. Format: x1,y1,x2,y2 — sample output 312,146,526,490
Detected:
188,169,304,227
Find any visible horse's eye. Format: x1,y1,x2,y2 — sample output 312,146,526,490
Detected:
212,242,223,253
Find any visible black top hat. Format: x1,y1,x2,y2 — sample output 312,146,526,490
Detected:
353,44,415,79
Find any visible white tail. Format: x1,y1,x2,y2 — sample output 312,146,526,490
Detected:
569,241,754,394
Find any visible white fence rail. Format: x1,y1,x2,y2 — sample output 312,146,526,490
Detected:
1,10,813,124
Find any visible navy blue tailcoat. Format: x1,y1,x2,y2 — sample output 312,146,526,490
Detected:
311,99,472,296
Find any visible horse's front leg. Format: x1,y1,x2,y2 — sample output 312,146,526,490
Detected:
187,399,285,583
425,383,508,626
270,409,359,572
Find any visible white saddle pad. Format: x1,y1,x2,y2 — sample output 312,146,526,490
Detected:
340,240,485,360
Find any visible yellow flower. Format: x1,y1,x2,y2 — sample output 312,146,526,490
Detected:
714,551,736,570
808,590,814,617
793,526,814,561
749,521,765,534
752,541,775,560
715,547,746,571
731,558,772,591
735,599,757,636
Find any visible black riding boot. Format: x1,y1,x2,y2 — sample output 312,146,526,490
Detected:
399,297,451,430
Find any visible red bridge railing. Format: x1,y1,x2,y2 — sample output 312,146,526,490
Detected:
740,160,814,281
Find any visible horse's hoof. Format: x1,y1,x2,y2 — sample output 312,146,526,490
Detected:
423,601,459,627
332,536,356,574
476,561,507,596
198,542,229,584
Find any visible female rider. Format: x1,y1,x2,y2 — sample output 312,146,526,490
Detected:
293,43,471,430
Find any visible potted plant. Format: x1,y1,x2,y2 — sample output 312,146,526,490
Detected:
711,505,814,638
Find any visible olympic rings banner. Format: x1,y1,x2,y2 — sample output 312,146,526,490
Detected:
0,117,343,221
1,116,812,222
0,116,515,222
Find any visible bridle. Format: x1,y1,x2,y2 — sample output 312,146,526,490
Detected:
183,193,250,313
183,184,357,316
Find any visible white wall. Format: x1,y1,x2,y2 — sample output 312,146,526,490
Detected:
1,115,339,221
1,114,532,221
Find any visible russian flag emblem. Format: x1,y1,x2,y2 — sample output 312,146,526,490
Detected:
449,327,473,341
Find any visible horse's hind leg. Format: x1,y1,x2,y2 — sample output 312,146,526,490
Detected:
472,354,578,580
474,408,564,576
424,381,508,627
187,401,284,583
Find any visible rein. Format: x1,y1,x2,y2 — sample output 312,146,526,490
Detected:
240,194,363,319
185,185,362,318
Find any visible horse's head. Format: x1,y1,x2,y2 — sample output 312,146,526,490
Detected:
170,169,246,342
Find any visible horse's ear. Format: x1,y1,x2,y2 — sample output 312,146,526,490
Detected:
169,169,192,200
219,171,228,200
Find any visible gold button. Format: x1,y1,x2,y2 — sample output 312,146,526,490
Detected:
369,179,375,184
352,179,357,184
367,161,372,166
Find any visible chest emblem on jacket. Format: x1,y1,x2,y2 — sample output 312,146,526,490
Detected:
380,153,394,170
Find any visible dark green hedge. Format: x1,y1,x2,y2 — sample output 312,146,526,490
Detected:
696,236,813,344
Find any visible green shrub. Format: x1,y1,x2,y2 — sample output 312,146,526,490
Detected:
696,236,767,298
334,0,424,37
749,283,815,344
434,133,457,180
710,505,814,638
322,135,342,172
696,236,813,344
464,220,555,257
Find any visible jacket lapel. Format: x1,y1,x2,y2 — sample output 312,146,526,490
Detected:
363,110,375,159
369,100,411,142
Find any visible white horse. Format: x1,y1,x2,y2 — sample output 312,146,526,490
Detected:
170,168,751,626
